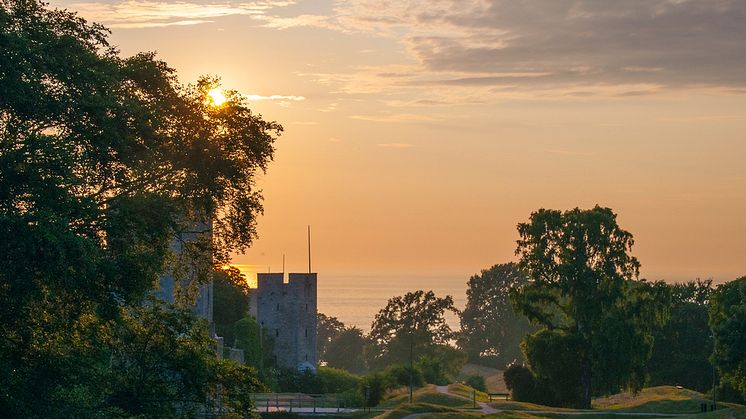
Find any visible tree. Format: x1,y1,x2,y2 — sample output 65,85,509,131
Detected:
214,266,251,344
368,290,458,369
317,313,345,362
234,316,261,368
512,206,668,408
325,327,368,374
709,276,746,399
0,0,279,414
459,262,534,366
648,279,714,392
106,300,265,417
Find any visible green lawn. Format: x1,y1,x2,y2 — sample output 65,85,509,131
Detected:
594,386,740,414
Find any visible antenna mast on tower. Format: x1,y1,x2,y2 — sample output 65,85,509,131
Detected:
307,225,312,273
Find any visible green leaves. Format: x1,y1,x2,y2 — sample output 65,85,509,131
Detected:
459,262,535,365
513,206,666,407
710,276,746,397
368,290,457,369
1,1,278,415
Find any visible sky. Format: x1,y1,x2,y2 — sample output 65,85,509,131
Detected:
52,0,746,284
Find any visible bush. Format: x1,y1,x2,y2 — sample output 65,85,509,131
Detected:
504,364,536,402
360,372,388,406
716,377,745,404
383,364,425,388
418,355,450,385
317,367,361,393
465,375,486,392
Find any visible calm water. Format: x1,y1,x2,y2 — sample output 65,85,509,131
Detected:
317,273,468,332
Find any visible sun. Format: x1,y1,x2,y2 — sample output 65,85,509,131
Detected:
208,88,226,106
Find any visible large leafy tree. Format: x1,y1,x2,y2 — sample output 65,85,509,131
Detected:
368,290,458,369
325,326,368,374
709,276,746,399
459,262,534,366
106,301,265,417
648,279,714,392
0,0,279,415
213,266,251,344
317,313,346,362
512,206,668,408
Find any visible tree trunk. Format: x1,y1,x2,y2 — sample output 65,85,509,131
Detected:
580,356,592,409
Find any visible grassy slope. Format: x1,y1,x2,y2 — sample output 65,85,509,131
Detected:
370,384,744,418
594,386,741,414
379,385,474,410
458,364,508,393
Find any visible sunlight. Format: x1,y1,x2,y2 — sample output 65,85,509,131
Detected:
208,88,226,106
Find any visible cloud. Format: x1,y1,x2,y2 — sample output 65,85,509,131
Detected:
54,1,294,28
377,143,414,148
350,113,434,123
244,94,305,101
323,0,746,94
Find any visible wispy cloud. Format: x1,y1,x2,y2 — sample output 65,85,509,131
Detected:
55,1,294,28
244,94,305,101
350,113,433,123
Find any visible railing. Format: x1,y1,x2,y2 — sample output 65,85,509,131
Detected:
251,393,360,413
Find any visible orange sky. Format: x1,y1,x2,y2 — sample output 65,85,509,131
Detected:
55,0,746,283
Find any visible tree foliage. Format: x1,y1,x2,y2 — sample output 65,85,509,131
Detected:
0,1,279,415
317,313,345,362
325,327,368,374
512,206,668,408
459,262,534,366
710,276,746,399
214,266,251,344
648,279,714,392
368,290,458,369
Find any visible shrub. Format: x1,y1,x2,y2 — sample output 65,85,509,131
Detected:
383,364,425,388
360,372,388,406
317,367,362,393
504,364,536,402
465,375,486,392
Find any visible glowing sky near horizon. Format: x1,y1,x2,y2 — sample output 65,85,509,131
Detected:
54,0,746,283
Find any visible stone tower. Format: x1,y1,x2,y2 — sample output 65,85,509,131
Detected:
252,273,317,371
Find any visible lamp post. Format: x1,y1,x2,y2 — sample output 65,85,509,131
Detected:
409,333,414,404
711,333,717,411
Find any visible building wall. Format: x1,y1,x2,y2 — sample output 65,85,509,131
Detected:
255,273,317,370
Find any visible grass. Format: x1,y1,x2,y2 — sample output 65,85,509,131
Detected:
369,384,744,418
458,364,508,393
594,386,741,414
448,383,490,403
379,385,474,410
372,402,457,419
684,406,746,418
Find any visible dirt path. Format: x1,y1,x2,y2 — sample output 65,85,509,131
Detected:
435,385,498,414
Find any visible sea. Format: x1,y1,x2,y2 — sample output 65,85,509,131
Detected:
316,273,468,333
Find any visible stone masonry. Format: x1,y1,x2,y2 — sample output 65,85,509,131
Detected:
251,273,317,371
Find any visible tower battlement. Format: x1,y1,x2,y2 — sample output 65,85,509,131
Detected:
251,273,317,371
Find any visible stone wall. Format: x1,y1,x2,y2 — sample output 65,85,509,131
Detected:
255,273,317,370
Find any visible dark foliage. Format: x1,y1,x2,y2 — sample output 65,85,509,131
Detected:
465,375,486,392
214,266,251,344
648,279,714,392
459,263,534,367
710,276,746,400
512,206,668,408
